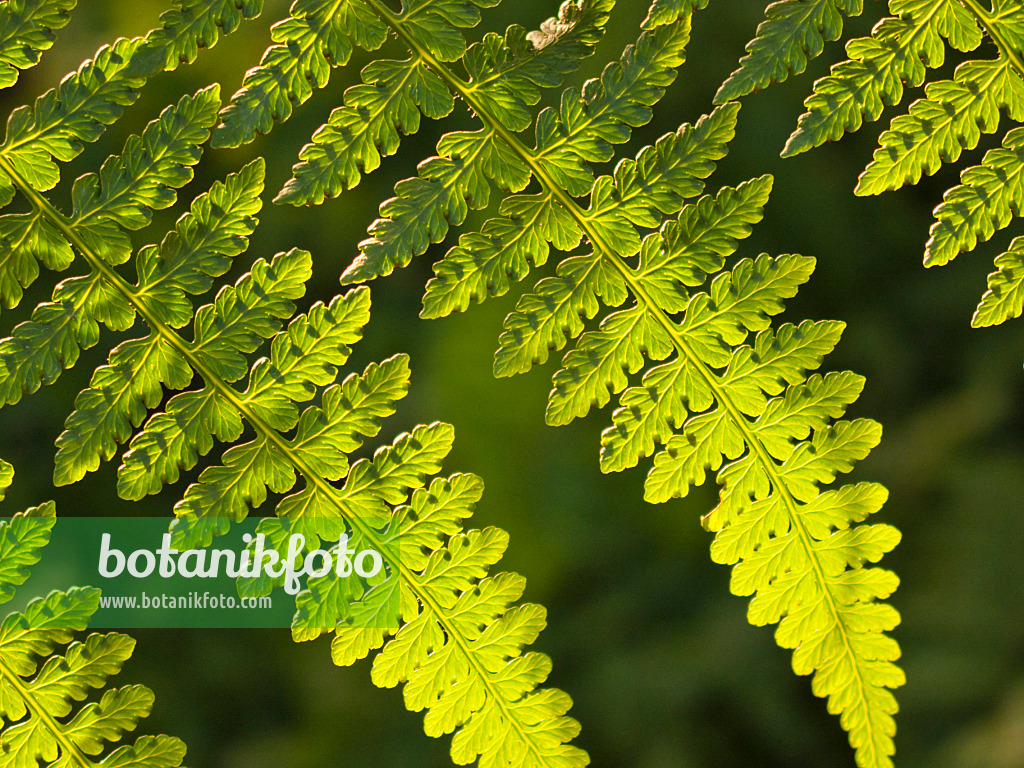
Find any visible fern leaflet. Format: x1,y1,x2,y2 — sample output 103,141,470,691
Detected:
342,1,692,285
0,0,262,302
218,0,614,216
714,0,863,104
0,465,187,768
729,0,1024,336
0,85,222,404
781,0,987,158
0,0,74,89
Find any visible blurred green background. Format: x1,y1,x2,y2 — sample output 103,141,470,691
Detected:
2,1,1024,766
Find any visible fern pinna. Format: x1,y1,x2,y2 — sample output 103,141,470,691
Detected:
724,0,1024,338
0,461,187,768
0,7,589,764
217,0,906,765
0,0,263,313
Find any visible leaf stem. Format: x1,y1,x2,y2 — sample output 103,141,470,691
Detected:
957,0,1024,83
0,652,98,768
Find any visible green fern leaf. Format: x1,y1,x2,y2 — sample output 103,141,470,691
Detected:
0,488,185,768
124,277,584,768
603,319,846,473
925,126,1024,268
212,0,393,148
857,59,1024,195
68,85,221,263
321,0,903,758
714,0,863,104
973,235,1024,327
641,0,707,30
283,469,589,768
0,37,147,195
0,115,587,762
489,104,740,377
0,6,592,765
275,0,613,205
0,0,75,89
732,0,1024,363
424,103,740,321
531,165,899,765
115,248,314,499
341,10,692,285
0,590,187,768
0,87,225,407
0,0,258,209
0,498,51,605
52,160,265,485
274,57,455,204
781,0,983,158
0,81,221,310
138,0,264,72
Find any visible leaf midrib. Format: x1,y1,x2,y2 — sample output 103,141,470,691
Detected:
0,652,98,768
957,0,1024,83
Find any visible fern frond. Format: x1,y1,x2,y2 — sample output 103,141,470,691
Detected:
493,170,902,768
2,157,260,420
924,126,1024,269
133,282,585,767
212,0,389,148
0,588,186,768
973,235,1024,326
69,86,220,258
781,0,984,158
137,0,264,73
641,0,707,30
273,56,454,204
0,0,75,89
215,0,597,149
745,0,1024,339
341,5,692,285
116,263,586,765
274,0,614,205
115,247,316,499
0,80,218,253
326,0,902,759
857,58,1024,195
288,472,587,767
0,116,586,763
52,160,265,485
226,435,587,767
0,87,224,404
0,464,49,602
714,0,862,104
0,37,147,196
0,0,259,208
0,479,186,768
423,95,739,323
